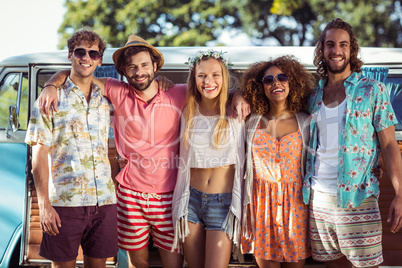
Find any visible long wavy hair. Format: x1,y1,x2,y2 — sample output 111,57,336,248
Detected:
241,55,314,115
314,18,363,78
183,57,230,149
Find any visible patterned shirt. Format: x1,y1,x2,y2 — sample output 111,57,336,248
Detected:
25,77,116,207
303,72,397,208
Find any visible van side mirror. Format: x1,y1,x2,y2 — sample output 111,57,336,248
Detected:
5,104,18,138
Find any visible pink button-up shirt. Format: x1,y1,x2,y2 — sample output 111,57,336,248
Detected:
105,78,187,193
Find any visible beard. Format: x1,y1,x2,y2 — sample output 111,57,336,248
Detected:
326,56,350,74
127,72,155,92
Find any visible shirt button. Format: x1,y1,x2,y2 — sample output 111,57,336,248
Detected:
275,158,280,163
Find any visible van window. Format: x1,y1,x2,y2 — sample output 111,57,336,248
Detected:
36,72,58,96
0,73,29,130
386,77,402,131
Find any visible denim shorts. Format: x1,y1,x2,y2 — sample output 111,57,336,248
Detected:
187,186,232,231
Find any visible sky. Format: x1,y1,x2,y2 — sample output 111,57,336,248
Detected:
0,0,66,62
0,0,255,63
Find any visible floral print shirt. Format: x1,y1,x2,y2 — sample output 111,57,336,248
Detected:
303,72,397,208
25,77,116,207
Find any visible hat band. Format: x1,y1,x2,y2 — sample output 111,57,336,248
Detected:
126,40,148,46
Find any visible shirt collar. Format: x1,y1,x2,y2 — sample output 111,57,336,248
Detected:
131,85,164,104
345,71,360,85
62,76,102,98
319,71,360,89
62,77,77,95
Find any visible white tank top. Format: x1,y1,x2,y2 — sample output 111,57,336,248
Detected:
311,99,346,195
188,113,238,169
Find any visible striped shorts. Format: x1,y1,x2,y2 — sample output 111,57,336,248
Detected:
309,190,383,267
117,184,177,252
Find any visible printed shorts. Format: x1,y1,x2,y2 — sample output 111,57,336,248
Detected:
187,186,232,231
117,184,178,252
309,189,383,267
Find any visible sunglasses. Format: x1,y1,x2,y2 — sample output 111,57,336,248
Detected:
262,73,289,85
73,48,102,61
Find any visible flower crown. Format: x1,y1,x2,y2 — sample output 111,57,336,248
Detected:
185,49,232,70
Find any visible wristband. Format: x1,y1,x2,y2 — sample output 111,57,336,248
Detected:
42,84,58,91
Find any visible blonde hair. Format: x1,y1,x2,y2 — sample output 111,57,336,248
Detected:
183,57,230,149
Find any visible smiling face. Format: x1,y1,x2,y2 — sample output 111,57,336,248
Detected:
323,28,351,75
263,66,290,106
195,58,223,102
124,51,157,91
68,41,102,78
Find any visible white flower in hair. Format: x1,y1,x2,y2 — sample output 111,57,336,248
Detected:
185,49,232,70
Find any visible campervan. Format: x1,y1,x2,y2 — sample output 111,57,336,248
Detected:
0,46,401,267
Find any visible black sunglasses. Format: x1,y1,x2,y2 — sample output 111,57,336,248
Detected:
262,73,289,85
73,48,102,61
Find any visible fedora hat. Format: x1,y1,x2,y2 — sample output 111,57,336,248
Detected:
112,35,164,74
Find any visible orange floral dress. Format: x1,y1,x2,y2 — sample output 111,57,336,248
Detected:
241,124,310,262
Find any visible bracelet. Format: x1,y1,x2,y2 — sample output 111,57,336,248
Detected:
42,84,58,91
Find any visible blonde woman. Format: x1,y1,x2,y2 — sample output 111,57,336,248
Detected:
171,50,245,268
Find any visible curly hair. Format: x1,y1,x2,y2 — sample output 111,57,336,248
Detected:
114,46,162,76
314,18,363,78
241,55,314,115
67,27,106,56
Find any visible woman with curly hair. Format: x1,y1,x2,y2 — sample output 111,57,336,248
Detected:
240,55,314,268
171,50,245,268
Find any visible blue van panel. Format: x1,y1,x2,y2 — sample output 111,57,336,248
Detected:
0,143,26,264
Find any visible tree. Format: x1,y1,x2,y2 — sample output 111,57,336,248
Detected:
57,0,402,48
234,0,316,46
269,0,402,47
307,0,402,47
58,0,240,48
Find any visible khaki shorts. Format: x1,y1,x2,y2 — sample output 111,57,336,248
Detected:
309,190,383,267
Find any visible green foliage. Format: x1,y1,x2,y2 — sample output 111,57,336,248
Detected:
58,0,240,48
271,0,304,16
308,0,401,47
57,0,402,48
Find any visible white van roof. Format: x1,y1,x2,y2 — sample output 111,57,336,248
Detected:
0,46,401,70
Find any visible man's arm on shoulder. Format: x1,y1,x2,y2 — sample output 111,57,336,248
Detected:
175,83,188,108
32,143,61,236
94,77,108,95
229,88,250,122
39,71,108,115
39,70,70,115
378,125,402,233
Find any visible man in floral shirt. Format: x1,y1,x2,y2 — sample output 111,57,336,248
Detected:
302,18,402,267
25,29,117,267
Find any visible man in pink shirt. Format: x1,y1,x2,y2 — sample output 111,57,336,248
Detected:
104,36,186,268
39,35,249,268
